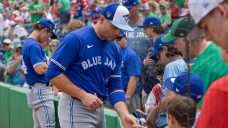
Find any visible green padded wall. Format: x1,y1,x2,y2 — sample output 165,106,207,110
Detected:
0,83,12,128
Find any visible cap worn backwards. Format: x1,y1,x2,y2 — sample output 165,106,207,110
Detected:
165,71,204,102
101,3,133,31
150,34,174,63
188,0,224,24
138,16,161,27
162,17,196,43
37,18,57,39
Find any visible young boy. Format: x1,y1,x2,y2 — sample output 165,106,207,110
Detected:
167,96,196,128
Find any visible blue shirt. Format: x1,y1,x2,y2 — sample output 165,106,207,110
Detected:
163,58,187,95
22,38,47,85
46,27,124,102
6,59,25,85
120,47,142,93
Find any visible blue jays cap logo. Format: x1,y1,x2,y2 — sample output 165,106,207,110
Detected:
122,14,129,22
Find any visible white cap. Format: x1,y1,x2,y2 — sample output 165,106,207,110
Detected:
3,39,12,44
188,0,224,24
101,3,133,31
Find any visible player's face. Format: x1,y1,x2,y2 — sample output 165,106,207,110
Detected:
199,6,228,50
102,19,121,40
40,29,52,43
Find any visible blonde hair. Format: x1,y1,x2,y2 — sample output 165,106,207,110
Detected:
49,39,59,45
66,19,85,32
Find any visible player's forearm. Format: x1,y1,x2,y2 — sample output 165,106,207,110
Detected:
50,73,87,100
126,76,138,97
114,101,130,119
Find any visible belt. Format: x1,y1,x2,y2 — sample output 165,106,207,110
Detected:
73,96,106,104
29,83,50,89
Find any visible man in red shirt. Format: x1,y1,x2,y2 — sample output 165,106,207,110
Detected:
168,0,180,21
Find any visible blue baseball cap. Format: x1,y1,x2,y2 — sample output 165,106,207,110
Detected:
150,34,174,63
101,3,133,31
165,72,204,102
37,18,57,39
138,16,161,27
122,0,140,9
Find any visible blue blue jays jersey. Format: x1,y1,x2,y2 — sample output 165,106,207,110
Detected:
46,27,124,101
22,38,48,85
120,47,142,93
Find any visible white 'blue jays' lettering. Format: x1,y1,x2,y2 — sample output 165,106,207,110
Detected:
81,56,116,70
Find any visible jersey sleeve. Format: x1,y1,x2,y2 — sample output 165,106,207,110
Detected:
46,33,81,81
126,52,142,77
108,47,126,107
29,44,46,68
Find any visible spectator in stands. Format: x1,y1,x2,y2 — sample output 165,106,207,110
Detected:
166,96,196,128
162,17,228,108
134,96,197,128
167,0,180,21
29,0,45,23
148,1,160,17
4,43,25,86
3,39,12,64
66,19,85,33
115,31,142,113
144,34,186,113
139,3,151,18
57,0,70,25
138,16,164,109
49,39,59,54
20,6,31,23
159,3,171,30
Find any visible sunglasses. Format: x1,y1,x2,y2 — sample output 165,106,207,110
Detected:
116,36,126,41
50,45,58,47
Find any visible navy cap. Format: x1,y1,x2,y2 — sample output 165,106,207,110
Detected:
150,34,174,63
165,72,204,102
37,18,57,39
122,0,140,9
101,3,133,31
138,16,161,27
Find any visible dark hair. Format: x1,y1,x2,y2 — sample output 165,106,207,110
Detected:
162,44,183,58
153,26,164,34
168,96,196,128
32,23,47,31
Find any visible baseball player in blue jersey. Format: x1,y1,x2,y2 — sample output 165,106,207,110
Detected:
22,18,57,128
46,3,137,128
115,31,142,113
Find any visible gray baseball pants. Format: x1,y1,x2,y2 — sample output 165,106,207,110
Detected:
58,93,106,128
27,83,55,128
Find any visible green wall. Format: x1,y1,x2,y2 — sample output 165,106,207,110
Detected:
0,82,123,128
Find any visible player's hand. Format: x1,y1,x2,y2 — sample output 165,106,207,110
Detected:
143,58,154,65
81,93,103,111
121,114,137,128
